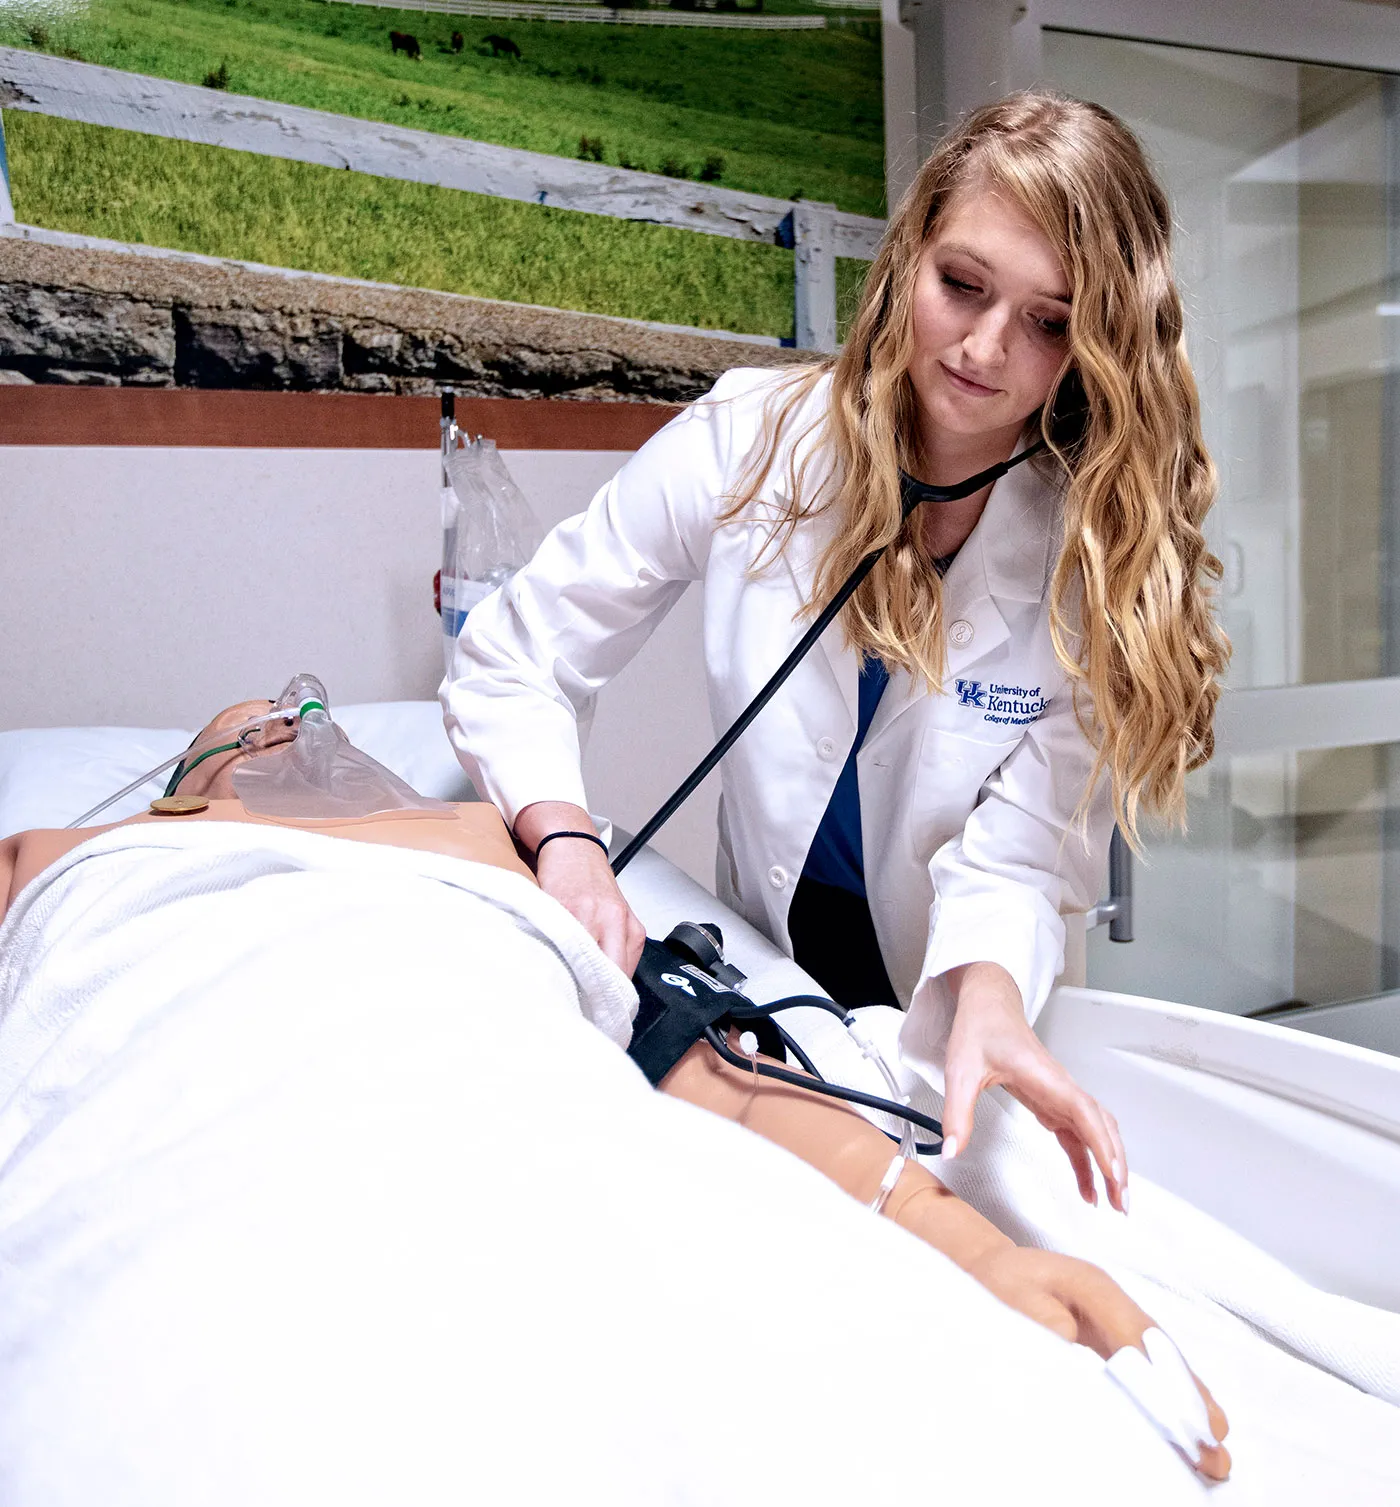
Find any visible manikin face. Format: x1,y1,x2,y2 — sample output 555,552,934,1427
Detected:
178,700,297,800
908,188,1072,460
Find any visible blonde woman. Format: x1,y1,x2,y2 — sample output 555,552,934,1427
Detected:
443,93,1229,1205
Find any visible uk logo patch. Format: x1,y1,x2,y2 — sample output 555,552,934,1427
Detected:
956,678,1048,727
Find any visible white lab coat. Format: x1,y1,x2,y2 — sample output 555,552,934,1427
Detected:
441,368,1113,1081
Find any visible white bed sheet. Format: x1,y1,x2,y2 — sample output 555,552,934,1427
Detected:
617,842,1400,1505
0,822,1204,1507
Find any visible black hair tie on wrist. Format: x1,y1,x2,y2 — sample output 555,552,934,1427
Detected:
533,829,609,862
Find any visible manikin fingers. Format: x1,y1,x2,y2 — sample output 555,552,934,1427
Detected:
1104,1327,1221,1469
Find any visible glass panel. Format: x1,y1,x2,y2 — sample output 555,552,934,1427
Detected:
1085,742,1400,1014
1041,32,1400,1011
1043,31,1397,690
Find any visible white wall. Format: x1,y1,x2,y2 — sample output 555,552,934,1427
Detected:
0,444,720,885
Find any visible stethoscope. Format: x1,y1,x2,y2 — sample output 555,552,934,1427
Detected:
610,437,1047,875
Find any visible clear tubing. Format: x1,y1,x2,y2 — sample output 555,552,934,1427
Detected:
844,1015,920,1162
65,749,191,829
64,704,308,830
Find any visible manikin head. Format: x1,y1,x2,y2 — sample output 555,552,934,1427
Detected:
175,701,298,801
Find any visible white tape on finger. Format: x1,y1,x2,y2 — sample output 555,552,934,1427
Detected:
1104,1327,1219,1464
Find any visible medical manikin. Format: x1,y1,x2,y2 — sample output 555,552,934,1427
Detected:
0,680,1230,1482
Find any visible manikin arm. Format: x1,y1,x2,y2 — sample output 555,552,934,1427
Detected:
660,1035,1230,1481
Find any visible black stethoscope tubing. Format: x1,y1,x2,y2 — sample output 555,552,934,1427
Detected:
610,439,1047,875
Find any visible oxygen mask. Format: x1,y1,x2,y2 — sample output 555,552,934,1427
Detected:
231,675,454,823
66,675,453,828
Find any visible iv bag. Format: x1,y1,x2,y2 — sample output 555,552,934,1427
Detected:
442,438,542,668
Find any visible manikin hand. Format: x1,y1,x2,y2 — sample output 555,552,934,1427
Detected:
514,800,646,975
941,961,1128,1212
969,1245,1231,1480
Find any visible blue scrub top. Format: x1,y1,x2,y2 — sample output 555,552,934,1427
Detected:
800,655,889,896
799,547,956,898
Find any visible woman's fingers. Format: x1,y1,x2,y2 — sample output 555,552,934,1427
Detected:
1055,1089,1124,1209
588,898,646,974
941,964,1130,1208
1016,1055,1127,1210
1054,1127,1098,1205
938,1039,988,1161
1101,1104,1129,1211
1075,1093,1128,1211
620,905,647,975
534,840,645,975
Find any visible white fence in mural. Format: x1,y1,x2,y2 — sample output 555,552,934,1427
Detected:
0,46,885,348
330,0,827,29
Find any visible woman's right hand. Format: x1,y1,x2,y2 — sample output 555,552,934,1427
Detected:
515,801,647,975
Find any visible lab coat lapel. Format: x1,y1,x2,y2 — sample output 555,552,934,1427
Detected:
866,457,1057,744
774,489,860,736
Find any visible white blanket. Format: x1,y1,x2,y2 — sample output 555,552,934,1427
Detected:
0,824,1209,1507
778,1004,1400,1506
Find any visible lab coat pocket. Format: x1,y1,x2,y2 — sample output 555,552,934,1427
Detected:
909,726,1023,866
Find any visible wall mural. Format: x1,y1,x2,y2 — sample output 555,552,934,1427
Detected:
0,0,885,396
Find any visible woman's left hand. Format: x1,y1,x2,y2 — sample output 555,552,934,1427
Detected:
940,961,1128,1212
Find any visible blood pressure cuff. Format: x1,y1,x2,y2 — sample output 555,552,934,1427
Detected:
627,938,782,1086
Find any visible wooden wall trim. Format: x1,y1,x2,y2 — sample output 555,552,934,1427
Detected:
0,387,681,449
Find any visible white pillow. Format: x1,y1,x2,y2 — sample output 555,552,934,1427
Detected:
0,703,475,839
0,725,194,837
334,702,476,806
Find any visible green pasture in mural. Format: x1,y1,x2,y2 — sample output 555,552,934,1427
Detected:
7,110,868,336
1,0,882,335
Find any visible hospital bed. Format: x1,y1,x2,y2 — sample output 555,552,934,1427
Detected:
2,701,1399,1504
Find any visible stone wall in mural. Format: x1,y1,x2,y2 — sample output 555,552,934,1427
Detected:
0,237,797,398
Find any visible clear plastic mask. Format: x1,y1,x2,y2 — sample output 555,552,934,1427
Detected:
232,676,454,823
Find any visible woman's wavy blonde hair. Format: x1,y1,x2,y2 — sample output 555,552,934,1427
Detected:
725,91,1228,840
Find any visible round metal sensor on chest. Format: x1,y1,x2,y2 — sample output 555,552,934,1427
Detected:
149,795,211,816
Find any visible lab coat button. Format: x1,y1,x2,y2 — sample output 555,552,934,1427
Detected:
817,736,838,761
949,618,975,647
767,865,789,889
